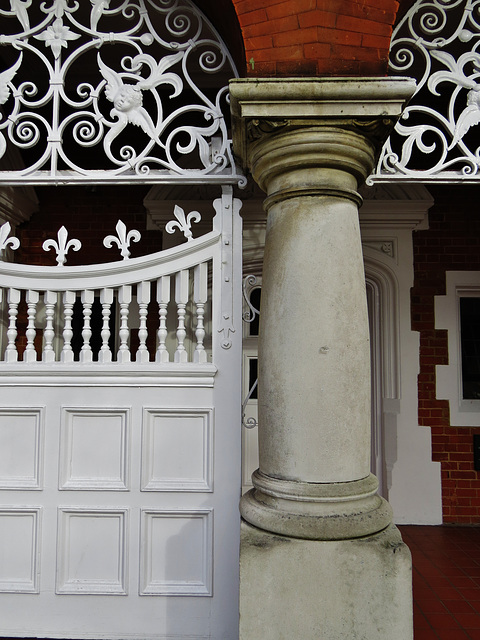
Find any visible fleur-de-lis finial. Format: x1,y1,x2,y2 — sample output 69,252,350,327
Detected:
103,220,141,259
42,226,81,266
165,205,201,242
0,222,20,260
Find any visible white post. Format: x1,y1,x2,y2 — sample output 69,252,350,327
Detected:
230,77,416,640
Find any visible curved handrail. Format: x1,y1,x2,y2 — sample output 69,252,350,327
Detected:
0,229,220,291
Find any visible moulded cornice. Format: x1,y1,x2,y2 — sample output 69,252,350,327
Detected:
359,183,433,230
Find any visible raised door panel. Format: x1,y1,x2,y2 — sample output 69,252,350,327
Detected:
0,383,238,640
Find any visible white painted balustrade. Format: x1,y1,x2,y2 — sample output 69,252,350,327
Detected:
0,267,211,365
0,191,240,368
0,219,220,365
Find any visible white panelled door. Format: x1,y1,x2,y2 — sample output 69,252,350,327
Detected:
0,380,239,639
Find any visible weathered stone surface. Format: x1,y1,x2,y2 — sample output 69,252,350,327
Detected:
231,77,416,638
240,521,413,640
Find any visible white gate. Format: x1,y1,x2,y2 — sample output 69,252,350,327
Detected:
0,189,242,639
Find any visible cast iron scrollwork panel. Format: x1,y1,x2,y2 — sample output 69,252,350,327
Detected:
0,0,241,184
374,0,480,182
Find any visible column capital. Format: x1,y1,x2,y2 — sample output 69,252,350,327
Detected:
229,77,416,190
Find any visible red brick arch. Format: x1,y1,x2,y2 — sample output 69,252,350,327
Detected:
225,0,404,77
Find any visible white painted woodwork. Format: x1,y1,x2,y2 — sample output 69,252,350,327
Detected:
136,282,151,364
141,409,213,492
174,270,189,363
194,263,208,364
80,289,95,364
42,290,56,363
0,508,41,593
25,290,39,363
0,190,243,640
99,288,114,364
436,271,480,426
156,275,171,364
5,288,20,363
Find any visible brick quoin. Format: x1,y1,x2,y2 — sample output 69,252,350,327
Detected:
229,0,402,77
412,185,480,524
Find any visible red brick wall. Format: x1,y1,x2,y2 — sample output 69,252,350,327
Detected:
16,185,161,267
231,0,400,77
412,185,480,524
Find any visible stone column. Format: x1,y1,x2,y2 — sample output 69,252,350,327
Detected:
230,78,416,640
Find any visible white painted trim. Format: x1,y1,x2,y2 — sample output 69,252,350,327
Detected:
436,271,480,426
0,364,217,387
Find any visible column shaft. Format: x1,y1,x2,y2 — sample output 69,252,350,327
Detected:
260,193,370,483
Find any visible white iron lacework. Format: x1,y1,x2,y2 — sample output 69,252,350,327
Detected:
0,0,243,185
373,0,480,183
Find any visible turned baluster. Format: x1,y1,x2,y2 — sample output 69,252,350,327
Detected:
5,288,21,363
174,270,189,363
61,291,75,363
42,290,57,363
194,263,208,363
136,281,151,363
117,285,132,363
80,290,94,364
156,275,170,363
99,288,113,364
24,290,39,363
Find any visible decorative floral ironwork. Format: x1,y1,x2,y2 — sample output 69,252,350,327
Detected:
242,274,260,323
374,0,480,182
0,222,20,259
242,274,260,430
103,220,141,259
43,226,81,266
165,204,201,241
0,0,240,184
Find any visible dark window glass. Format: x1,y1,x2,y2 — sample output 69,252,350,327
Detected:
248,358,258,400
248,288,261,337
460,297,480,399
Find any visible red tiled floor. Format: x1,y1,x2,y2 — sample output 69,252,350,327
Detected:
400,526,480,640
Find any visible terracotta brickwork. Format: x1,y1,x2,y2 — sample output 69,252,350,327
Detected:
231,0,400,76
412,185,480,524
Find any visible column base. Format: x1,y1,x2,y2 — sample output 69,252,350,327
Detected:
239,520,413,640
240,471,393,540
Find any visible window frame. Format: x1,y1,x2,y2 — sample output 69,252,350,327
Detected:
435,271,480,426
